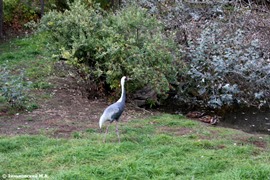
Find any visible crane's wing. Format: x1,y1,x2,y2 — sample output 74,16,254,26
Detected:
99,104,121,128
105,105,121,119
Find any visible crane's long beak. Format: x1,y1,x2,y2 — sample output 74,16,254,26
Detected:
127,77,133,81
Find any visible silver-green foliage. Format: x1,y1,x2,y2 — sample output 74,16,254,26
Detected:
0,66,31,109
178,24,270,108
39,1,177,97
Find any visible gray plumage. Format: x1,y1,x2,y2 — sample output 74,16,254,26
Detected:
99,76,128,142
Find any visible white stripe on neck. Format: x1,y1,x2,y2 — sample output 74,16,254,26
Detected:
117,79,125,103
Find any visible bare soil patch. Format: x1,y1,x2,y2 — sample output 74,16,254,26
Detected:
232,135,268,149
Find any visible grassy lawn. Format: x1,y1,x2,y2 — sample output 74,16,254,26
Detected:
1,35,270,179
0,34,54,86
0,114,270,179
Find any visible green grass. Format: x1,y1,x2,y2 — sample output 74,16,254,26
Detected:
0,34,54,82
1,114,269,179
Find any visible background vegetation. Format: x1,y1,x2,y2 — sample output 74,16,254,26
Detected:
36,0,270,110
39,1,179,101
0,34,53,113
0,0,115,37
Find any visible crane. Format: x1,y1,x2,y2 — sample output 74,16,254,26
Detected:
99,76,129,143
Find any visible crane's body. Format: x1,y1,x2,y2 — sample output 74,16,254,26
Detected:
99,100,125,127
99,76,128,143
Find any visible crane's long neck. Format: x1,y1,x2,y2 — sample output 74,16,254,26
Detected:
117,81,126,103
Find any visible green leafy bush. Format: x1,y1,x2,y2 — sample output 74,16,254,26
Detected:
4,0,39,25
39,1,178,100
176,24,270,109
3,0,76,34
95,4,178,94
38,1,103,54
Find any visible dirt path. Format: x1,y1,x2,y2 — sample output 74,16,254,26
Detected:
0,76,156,138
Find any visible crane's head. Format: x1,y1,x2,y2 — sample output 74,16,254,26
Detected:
121,76,131,86
121,76,127,83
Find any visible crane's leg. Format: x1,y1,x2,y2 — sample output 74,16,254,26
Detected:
115,121,121,143
103,123,111,143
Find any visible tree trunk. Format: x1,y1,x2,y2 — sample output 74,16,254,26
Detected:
111,0,121,10
40,0,44,17
0,0,3,38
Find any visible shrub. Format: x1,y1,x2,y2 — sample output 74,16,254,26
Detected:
94,4,178,94
3,0,77,35
38,1,103,54
124,0,270,110
176,24,270,109
39,1,179,101
0,66,32,110
4,0,39,29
